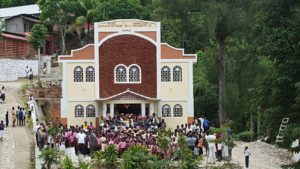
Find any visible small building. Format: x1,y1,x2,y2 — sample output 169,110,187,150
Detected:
58,19,197,129
0,5,57,58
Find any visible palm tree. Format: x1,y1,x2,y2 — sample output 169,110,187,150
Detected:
74,0,96,44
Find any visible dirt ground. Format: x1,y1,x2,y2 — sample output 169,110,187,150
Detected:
231,141,292,169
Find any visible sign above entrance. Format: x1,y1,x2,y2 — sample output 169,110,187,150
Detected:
97,20,157,32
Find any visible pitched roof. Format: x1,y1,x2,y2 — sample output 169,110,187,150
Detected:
0,4,40,18
5,14,40,23
1,31,28,41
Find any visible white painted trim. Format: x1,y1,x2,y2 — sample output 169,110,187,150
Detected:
60,99,67,118
113,64,142,84
95,23,100,100
98,32,157,47
98,89,158,101
94,19,158,25
160,59,196,63
188,61,194,117
160,99,188,102
59,60,95,63
62,62,67,98
95,100,99,117
66,99,97,102
58,44,94,61
128,64,142,83
157,22,161,100
161,43,197,61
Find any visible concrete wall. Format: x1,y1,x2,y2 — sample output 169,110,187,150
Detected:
0,59,38,81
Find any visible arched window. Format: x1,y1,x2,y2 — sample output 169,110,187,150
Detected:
75,105,84,117
173,104,183,117
86,66,95,82
129,65,141,82
74,66,83,82
86,104,95,117
161,66,171,82
173,66,182,82
115,65,127,82
162,104,171,117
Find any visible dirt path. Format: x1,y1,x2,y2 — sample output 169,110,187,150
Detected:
0,81,32,169
232,141,292,169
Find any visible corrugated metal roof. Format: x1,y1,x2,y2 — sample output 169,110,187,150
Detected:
0,4,40,18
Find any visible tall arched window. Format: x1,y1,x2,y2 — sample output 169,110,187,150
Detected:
161,66,171,82
86,66,95,82
162,104,171,117
75,105,84,117
115,65,127,82
86,104,95,117
129,65,141,82
173,104,183,117
74,66,83,82
173,66,182,82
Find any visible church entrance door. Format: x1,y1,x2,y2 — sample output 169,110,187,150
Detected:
114,104,141,115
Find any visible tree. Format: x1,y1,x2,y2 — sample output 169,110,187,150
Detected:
93,0,143,21
29,24,48,77
0,0,35,8
39,148,59,169
204,0,246,126
73,0,96,44
37,0,79,54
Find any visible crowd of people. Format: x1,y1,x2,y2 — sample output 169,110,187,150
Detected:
34,112,233,163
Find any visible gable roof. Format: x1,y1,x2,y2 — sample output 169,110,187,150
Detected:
0,4,40,18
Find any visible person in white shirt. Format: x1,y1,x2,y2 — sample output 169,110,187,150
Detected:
198,116,204,132
34,121,41,146
25,66,30,77
76,129,86,155
244,146,251,168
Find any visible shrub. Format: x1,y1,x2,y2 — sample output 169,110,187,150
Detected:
93,144,118,169
120,145,150,169
234,131,254,142
38,148,59,169
61,156,75,169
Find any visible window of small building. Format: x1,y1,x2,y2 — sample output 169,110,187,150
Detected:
86,104,95,117
86,66,95,82
129,65,141,82
162,104,171,117
161,66,171,82
173,104,183,117
115,65,127,82
74,66,83,82
75,105,84,117
173,66,182,82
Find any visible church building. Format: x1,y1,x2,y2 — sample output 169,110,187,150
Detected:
58,19,197,129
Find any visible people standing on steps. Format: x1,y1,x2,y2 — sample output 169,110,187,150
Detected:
244,146,251,168
0,120,4,141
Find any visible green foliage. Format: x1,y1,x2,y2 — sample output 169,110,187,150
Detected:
120,145,150,169
212,162,242,169
0,0,35,8
176,134,198,169
157,129,172,153
281,161,300,169
234,131,254,142
79,160,91,169
93,0,143,21
93,144,118,168
38,148,59,169
61,156,76,169
29,24,48,50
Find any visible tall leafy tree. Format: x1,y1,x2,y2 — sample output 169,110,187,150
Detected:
29,24,48,77
37,0,79,54
203,0,246,126
254,0,300,140
0,0,35,8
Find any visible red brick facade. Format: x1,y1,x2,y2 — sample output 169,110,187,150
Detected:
0,36,35,58
99,35,157,98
